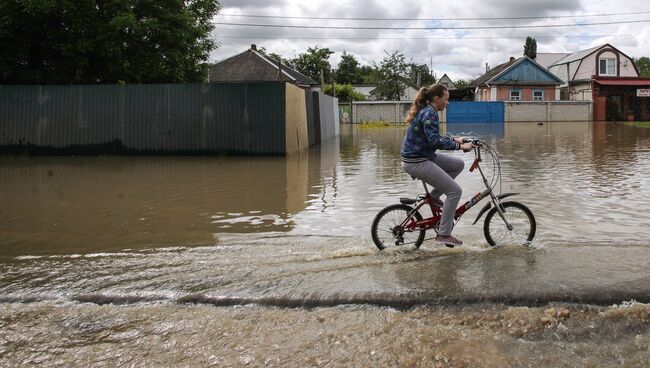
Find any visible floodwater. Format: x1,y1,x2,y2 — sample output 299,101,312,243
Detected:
2,122,650,366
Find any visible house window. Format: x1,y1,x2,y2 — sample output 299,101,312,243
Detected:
509,90,521,101
599,58,616,76
533,90,544,101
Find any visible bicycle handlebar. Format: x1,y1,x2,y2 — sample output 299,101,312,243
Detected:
462,138,483,146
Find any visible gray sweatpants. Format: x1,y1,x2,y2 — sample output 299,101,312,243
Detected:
402,153,465,236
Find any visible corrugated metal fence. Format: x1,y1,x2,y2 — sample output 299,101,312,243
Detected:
0,82,338,155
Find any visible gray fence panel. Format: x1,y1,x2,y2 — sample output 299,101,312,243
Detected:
317,93,339,142
311,91,322,145
304,90,317,147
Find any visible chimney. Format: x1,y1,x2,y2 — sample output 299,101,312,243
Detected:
510,56,515,62
485,62,490,72
251,44,257,51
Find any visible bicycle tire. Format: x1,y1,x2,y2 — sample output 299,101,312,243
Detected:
483,201,536,247
371,204,425,250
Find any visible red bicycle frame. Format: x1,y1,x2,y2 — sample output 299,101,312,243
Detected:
402,188,491,232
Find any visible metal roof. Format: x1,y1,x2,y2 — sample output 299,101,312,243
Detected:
595,77,650,86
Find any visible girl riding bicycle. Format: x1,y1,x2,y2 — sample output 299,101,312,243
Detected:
401,84,474,246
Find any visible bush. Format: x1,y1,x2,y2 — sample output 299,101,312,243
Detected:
324,84,366,102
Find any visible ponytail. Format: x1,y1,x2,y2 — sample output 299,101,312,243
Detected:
405,84,448,123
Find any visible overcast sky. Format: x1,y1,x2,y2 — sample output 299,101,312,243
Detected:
212,0,650,81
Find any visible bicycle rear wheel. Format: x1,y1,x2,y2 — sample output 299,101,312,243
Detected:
483,201,536,247
371,204,425,250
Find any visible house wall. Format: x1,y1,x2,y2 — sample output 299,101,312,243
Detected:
569,82,594,101
571,49,638,81
476,87,490,101
402,86,419,101
496,86,558,101
352,86,376,100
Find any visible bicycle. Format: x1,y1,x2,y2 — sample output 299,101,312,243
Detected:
371,139,536,249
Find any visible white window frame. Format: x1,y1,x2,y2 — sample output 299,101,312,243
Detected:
599,58,616,76
533,90,544,101
509,90,521,101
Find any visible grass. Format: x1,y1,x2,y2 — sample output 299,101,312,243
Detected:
623,121,650,128
359,121,402,129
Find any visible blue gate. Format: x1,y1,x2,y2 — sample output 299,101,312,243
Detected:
446,101,504,123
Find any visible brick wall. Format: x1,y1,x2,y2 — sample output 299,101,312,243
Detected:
497,86,557,101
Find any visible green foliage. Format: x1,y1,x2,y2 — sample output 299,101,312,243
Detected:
358,65,381,84
257,47,293,68
372,51,409,101
625,121,650,128
524,37,537,60
290,46,334,83
335,51,362,85
407,63,436,87
454,78,474,88
323,83,365,102
359,121,393,128
634,57,650,77
0,0,221,84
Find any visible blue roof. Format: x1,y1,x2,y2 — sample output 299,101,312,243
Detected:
490,57,563,85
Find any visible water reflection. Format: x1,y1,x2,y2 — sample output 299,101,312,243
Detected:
2,122,650,257
0,138,339,256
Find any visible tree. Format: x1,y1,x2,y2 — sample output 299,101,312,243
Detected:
454,78,474,88
407,62,436,87
372,51,409,101
634,57,650,77
524,37,537,59
323,83,366,102
0,0,221,84
291,46,334,83
358,65,381,84
335,51,362,85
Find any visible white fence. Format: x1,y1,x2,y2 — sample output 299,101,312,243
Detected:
351,101,446,123
504,101,592,122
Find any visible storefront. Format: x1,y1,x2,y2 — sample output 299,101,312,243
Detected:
592,77,650,121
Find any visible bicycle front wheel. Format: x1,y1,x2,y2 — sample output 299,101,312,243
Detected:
371,204,425,250
483,201,536,247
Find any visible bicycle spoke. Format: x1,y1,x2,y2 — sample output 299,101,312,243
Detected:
371,205,426,249
485,203,535,246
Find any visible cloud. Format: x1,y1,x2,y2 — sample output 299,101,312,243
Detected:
212,0,650,80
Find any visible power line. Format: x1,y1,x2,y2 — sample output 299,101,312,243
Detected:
217,34,631,40
212,18,650,30
216,10,650,22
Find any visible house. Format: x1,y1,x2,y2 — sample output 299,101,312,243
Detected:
472,56,564,101
438,74,456,90
542,43,650,120
209,45,319,90
351,84,377,100
543,43,639,101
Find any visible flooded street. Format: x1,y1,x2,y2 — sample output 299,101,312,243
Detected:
2,122,650,366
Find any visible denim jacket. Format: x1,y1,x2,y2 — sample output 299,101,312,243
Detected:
400,104,459,162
